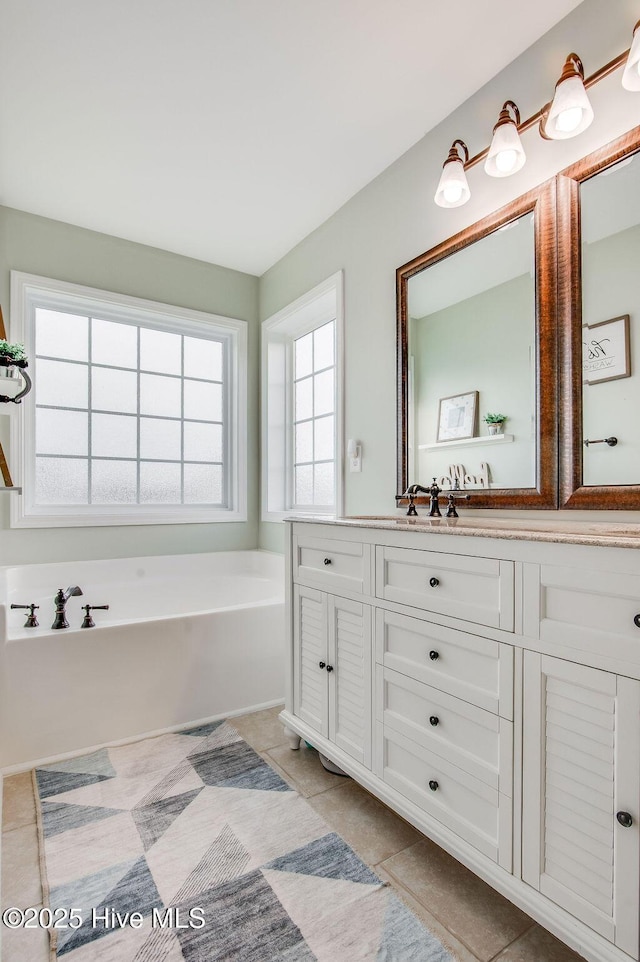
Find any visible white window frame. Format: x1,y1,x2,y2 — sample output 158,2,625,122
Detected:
261,271,344,522
10,271,247,528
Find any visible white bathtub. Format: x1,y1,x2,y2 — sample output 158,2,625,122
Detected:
0,550,285,769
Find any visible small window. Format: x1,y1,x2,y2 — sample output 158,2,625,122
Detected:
10,273,247,527
262,272,343,520
292,321,335,509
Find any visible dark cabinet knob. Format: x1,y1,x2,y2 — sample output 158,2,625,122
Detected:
617,811,633,828
318,661,326,669
429,577,440,588
429,715,439,726
428,780,439,791
429,650,439,661
323,558,332,565
634,614,640,629
326,664,334,672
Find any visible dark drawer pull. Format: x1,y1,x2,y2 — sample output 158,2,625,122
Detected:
326,665,334,673
318,661,326,669
429,650,439,661
429,577,439,588
429,715,439,727
428,780,439,792
617,811,633,828
323,558,332,565
634,614,640,629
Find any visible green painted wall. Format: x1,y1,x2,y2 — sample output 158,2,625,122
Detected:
0,206,259,565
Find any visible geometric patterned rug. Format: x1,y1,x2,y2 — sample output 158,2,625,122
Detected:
34,720,455,961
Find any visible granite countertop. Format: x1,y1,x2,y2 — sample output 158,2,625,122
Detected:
286,514,640,549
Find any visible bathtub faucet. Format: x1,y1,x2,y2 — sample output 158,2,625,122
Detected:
51,586,83,630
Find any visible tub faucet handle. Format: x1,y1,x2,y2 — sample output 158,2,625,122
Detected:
81,604,110,629
11,603,39,627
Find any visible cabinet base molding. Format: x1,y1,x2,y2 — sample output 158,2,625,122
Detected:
279,709,635,962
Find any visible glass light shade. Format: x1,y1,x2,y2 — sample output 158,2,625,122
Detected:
622,22,640,91
434,158,470,208
545,74,594,139
485,121,526,177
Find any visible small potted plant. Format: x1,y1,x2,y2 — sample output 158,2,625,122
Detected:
0,340,30,402
483,412,507,436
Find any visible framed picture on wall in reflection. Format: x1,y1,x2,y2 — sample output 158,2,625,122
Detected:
582,315,631,384
436,391,478,442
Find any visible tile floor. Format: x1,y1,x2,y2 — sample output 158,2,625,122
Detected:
1,705,587,962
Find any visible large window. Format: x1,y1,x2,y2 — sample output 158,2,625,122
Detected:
262,272,343,520
10,273,247,527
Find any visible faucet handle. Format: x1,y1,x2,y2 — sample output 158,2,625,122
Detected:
445,492,471,518
81,604,110,629
11,603,39,627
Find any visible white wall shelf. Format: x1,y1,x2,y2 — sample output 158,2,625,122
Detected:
0,487,22,493
419,434,514,452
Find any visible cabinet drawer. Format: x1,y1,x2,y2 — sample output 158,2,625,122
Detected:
525,564,640,669
375,665,512,793
377,723,510,866
376,608,513,718
376,546,513,630
293,534,371,596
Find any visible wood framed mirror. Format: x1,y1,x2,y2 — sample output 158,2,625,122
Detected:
558,125,640,508
396,180,558,509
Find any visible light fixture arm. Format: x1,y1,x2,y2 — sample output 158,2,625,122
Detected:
495,100,521,131
445,139,469,167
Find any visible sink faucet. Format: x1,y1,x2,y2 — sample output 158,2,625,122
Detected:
404,479,471,517
51,586,83,629
404,479,443,517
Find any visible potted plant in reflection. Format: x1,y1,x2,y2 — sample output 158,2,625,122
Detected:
483,412,507,436
0,340,31,402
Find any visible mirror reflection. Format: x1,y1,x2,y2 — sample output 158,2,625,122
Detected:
407,213,536,491
581,152,640,485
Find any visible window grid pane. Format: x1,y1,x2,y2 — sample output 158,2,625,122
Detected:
34,310,227,507
292,320,335,509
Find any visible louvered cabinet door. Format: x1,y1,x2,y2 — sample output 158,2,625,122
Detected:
293,585,329,738
328,596,372,767
522,652,640,958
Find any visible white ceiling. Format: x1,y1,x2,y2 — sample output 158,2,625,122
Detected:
1,0,584,277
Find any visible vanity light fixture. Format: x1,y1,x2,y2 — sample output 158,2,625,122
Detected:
484,101,526,177
434,139,471,208
540,54,594,140
433,13,640,209
622,19,640,90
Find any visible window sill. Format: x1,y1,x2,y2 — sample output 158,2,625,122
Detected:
261,508,335,524
11,507,247,528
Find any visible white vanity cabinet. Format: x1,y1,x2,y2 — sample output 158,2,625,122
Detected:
281,519,640,962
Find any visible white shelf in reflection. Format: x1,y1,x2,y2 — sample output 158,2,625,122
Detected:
419,433,514,451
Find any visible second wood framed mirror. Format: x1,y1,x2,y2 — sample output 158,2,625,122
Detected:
397,180,559,509
559,125,640,508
